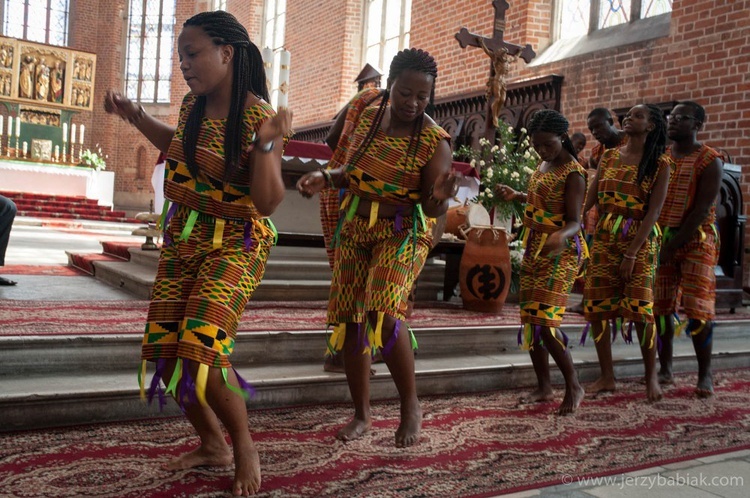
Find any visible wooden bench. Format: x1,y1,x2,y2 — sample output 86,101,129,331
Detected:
276,231,465,301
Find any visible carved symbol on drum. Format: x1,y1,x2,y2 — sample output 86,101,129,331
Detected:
465,264,506,300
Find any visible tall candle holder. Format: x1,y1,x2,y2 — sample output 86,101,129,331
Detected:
62,143,67,163
15,137,19,158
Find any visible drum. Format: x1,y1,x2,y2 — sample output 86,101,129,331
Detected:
445,201,491,239
458,225,511,313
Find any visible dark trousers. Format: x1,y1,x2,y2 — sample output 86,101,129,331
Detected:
0,195,17,266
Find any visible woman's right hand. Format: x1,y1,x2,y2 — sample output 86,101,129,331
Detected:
495,183,518,201
103,90,142,123
296,170,326,198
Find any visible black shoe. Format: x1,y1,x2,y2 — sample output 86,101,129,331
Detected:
0,276,17,286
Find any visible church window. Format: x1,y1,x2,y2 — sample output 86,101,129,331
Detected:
212,0,226,10
124,0,176,104
262,0,286,109
363,0,412,74
555,0,672,40
2,0,70,46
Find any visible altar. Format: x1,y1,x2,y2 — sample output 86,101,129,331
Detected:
0,158,114,206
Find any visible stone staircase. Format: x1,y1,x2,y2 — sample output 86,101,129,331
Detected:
2,317,750,431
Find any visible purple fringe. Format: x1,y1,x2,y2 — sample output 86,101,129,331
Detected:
624,321,634,344
233,367,256,399
656,331,663,353
560,329,569,348
146,358,168,411
395,209,403,232
611,320,618,343
517,325,524,346
382,319,401,357
574,234,583,263
177,359,198,411
621,218,633,240
534,325,542,347
579,322,591,346
243,222,254,251
162,203,178,247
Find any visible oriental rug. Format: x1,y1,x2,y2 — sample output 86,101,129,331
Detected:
1,299,585,336
1,369,749,498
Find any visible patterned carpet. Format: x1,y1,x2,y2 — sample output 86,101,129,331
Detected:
0,299,587,336
1,369,749,497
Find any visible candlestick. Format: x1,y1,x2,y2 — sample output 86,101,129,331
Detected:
62,143,67,163
71,124,76,148
14,137,19,158
62,123,68,143
55,145,60,161
79,124,85,145
22,141,27,157
278,49,290,108
15,116,20,137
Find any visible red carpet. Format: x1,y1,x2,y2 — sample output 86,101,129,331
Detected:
0,264,85,276
1,369,749,497
0,300,565,336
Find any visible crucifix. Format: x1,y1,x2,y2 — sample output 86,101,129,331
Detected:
455,0,536,138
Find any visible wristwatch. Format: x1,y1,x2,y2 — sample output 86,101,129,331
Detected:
255,138,275,153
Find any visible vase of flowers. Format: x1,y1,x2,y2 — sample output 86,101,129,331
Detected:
79,144,107,171
455,121,539,223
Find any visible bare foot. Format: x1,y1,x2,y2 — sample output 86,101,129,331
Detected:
336,417,371,442
588,377,616,394
395,403,422,448
517,388,554,405
231,437,261,496
646,377,663,402
558,385,585,416
695,373,713,398
164,444,233,471
657,370,674,385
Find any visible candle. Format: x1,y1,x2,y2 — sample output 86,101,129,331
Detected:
62,123,68,142
0,115,3,137
55,145,60,160
15,116,20,136
71,124,76,146
79,124,85,144
22,141,27,156
7,116,12,136
278,49,291,108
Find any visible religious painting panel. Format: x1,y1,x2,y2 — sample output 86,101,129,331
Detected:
0,36,96,111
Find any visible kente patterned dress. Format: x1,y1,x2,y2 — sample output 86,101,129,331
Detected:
517,160,587,350
583,148,672,345
320,88,382,268
654,144,722,335
139,93,278,408
585,134,628,237
326,105,450,356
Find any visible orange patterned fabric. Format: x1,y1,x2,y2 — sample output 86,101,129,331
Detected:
163,93,276,223
589,133,628,168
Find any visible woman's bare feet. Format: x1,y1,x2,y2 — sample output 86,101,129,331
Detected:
558,385,585,416
518,387,554,405
645,377,663,402
395,403,422,448
336,416,371,442
588,377,616,394
695,372,713,398
231,437,261,496
164,443,233,471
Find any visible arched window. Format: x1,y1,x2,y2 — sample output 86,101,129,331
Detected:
555,0,672,40
262,0,286,109
363,0,412,74
124,0,176,104
2,0,69,46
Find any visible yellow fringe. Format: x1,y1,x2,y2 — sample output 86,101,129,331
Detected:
593,320,607,343
533,233,548,259
330,323,347,352
139,360,147,401
368,312,385,353
195,363,209,407
212,218,225,250
690,320,707,336
368,201,379,228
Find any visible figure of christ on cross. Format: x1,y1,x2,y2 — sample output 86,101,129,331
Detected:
456,0,536,135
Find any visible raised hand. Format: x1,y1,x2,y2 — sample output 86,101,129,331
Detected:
256,107,293,144
296,170,327,198
432,170,463,201
495,184,518,201
103,90,142,123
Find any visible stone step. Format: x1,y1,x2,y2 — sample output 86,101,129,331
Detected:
2,344,749,431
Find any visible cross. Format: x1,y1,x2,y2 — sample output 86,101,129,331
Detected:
455,0,536,137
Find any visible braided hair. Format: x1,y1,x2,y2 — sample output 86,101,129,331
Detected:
346,48,438,173
182,11,269,181
526,109,578,159
636,104,667,185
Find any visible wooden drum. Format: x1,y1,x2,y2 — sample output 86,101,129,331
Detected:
444,201,491,239
458,225,511,313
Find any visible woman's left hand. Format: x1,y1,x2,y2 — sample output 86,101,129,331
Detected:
540,231,567,257
619,256,635,282
432,170,462,201
253,108,294,147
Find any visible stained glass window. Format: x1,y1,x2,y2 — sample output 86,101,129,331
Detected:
263,0,286,109
557,0,590,40
2,0,69,46
125,0,175,104
642,0,672,18
363,0,412,75
599,0,631,29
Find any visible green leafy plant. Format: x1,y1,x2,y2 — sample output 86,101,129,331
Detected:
79,144,107,171
455,121,539,221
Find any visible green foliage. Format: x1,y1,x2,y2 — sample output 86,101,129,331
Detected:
455,121,539,221
79,144,107,171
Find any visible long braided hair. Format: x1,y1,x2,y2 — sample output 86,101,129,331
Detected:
526,109,578,159
346,48,438,172
636,104,667,185
182,11,269,181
